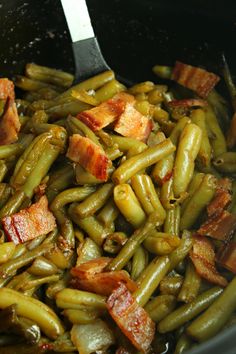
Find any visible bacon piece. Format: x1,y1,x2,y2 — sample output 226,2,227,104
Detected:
0,78,15,100
217,241,236,274
198,210,236,241
0,98,21,145
77,92,135,131
207,178,232,217
171,61,220,98
66,134,112,181
107,283,155,353
114,103,153,142
190,234,228,287
168,98,208,108
2,196,56,244
71,257,137,295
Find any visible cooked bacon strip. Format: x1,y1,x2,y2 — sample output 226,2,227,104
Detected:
217,241,236,274
171,61,220,98
207,178,232,217
0,98,21,146
71,257,137,295
107,283,155,353
66,134,112,181
77,92,135,131
190,234,228,287
198,210,236,241
114,103,153,142
168,98,207,108
0,78,15,100
2,196,56,244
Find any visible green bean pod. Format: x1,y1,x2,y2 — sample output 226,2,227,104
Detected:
178,260,201,303
213,151,236,173
145,294,177,322
131,246,149,280
187,277,236,342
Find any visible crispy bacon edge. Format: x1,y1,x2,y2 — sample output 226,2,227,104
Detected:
66,134,112,181
207,178,232,217
107,282,155,353
0,98,21,146
2,196,56,244
71,257,137,295
190,234,228,287
77,92,134,131
171,61,220,98
0,78,15,100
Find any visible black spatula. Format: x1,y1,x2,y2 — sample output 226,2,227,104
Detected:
60,0,111,82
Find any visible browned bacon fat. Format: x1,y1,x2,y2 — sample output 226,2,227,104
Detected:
2,196,56,244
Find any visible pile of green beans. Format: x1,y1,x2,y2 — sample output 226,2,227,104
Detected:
0,62,235,354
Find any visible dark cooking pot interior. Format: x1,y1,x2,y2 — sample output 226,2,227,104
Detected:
0,0,236,353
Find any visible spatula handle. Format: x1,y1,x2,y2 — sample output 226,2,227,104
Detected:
60,0,94,42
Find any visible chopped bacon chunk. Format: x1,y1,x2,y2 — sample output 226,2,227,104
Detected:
107,283,155,353
217,241,236,274
2,196,56,244
171,61,220,98
114,103,153,142
0,98,21,145
0,78,15,100
168,98,208,108
77,92,135,131
207,178,232,217
66,134,112,181
198,210,236,241
190,234,228,287
71,257,137,296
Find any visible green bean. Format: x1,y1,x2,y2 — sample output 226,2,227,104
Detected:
0,242,53,278
22,143,61,198
50,186,95,247
0,161,8,182
94,79,125,102
134,256,170,307
0,134,34,160
144,231,180,255
187,277,236,342
21,274,60,291
0,183,13,209
25,63,74,88
23,109,48,133
205,105,227,157
131,246,149,280
160,177,176,210
63,308,103,324
0,242,16,265
103,232,127,254
46,164,74,202
164,205,180,235
153,65,173,79
174,333,192,354
169,231,193,271
73,183,113,218
112,139,176,184
97,199,119,227
105,144,123,160
131,174,166,221
113,183,146,228
15,75,62,92
69,207,109,246
158,287,223,333
191,109,212,168
110,134,147,154
54,70,114,103
213,151,236,173
46,99,91,119
173,123,202,197
152,117,189,185
181,172,204,212
160,275,184,296
27,256,60,276
129,81,155,94
11,133,53,188
56,288,107,310
0,190,26,220
106,211,162,271
178,260,201,303
145,295,177,322
180,174,216,230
